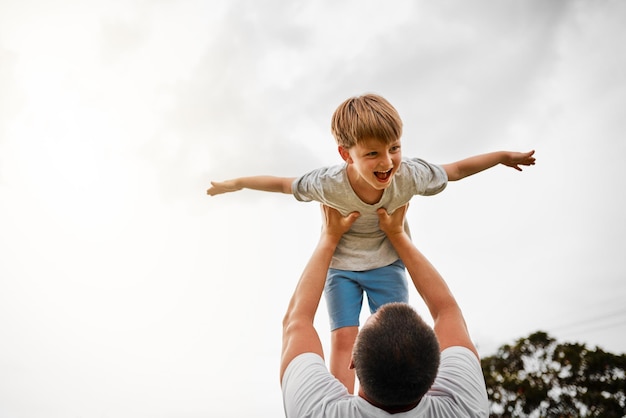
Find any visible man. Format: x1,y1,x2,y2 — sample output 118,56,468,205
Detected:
280,204,489,417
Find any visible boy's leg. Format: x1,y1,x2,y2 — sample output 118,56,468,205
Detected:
330,326,359,394
325,268,363,393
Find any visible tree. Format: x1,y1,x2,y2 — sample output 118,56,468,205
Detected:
481,331,626,417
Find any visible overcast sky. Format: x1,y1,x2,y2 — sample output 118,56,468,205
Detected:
1,0,625,417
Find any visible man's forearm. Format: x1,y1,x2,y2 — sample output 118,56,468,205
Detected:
280,206,360,382
284,235,338,321
280,232,341,382
379,206,477,356
385,231,458,320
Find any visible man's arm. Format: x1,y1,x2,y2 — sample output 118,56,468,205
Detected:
207,176,296,196
280,206,359,383
441,150,535,181
377,205,479,359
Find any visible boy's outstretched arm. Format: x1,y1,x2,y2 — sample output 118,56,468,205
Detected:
207,176,296,196
442,150,535,182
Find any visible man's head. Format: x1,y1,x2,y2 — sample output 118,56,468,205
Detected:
352,302,440,411
331,94,403,149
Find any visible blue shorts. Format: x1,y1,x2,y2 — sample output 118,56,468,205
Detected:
324,259,408,330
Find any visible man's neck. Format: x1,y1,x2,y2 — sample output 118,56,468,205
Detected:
358,389,419,414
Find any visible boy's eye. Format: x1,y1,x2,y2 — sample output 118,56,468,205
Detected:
367,152,377,157
390,145,401,152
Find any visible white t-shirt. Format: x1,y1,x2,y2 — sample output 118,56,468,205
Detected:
282,346,489,418
292,158,447,271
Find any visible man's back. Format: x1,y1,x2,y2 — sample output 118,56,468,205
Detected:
282,347,488,418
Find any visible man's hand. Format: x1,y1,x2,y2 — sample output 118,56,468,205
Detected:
501,150,536,171
206,180,241,196
377,204,408,237
321,205,360,242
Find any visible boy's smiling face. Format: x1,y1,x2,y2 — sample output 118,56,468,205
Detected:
340,137,402,197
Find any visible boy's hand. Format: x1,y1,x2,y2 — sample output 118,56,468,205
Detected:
377,204,408,237
502,150,536,171
321,205,360,242
206,180,241,196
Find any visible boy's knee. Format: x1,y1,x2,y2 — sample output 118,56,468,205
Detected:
332,326,359,351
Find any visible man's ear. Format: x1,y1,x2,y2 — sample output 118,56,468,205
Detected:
349,356,355,370
338,146,352,163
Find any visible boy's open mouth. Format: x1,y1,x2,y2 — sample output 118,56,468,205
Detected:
374,169,393,181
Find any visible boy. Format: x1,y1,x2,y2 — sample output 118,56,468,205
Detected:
207,93,535,393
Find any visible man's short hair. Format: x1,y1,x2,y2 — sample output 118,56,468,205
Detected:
330,94,403,148
352,302,440,408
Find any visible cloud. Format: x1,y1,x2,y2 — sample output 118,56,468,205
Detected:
0,49,22,188
1,1,626,417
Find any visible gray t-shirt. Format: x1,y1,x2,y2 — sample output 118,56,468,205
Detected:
282,347,489,418
292,158,447,271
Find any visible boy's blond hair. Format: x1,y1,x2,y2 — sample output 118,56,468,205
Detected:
331,94,403,148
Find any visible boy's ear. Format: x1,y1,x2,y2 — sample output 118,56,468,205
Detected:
338,146,352,163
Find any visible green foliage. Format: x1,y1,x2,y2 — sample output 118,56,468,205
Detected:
481,331,626,417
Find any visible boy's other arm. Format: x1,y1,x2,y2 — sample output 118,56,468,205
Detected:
442,150,535,181
207,176,296,196
377,205,479,359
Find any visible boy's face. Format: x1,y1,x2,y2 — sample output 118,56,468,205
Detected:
339,137,402,191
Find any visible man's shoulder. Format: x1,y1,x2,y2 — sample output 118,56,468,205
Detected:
282,353,355,418
441,346,480,361
438,346,483,377
420,346,489,416
283,352,324,374
282,352,329,392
